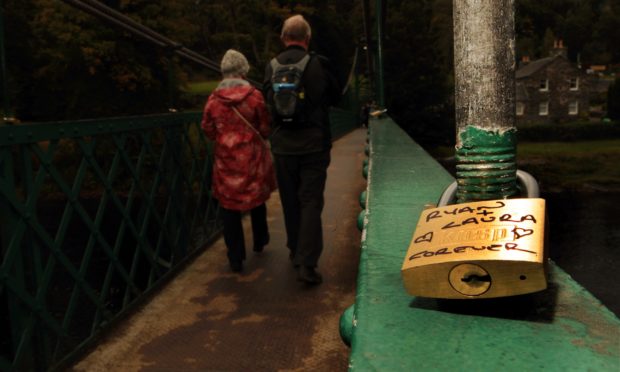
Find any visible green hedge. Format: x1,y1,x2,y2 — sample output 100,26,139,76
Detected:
517,121,620,142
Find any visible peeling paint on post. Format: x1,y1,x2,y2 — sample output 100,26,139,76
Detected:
453,0,518,202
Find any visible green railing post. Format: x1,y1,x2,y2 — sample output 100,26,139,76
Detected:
453,0,518,203
165,48,179,112
0,0,11,124
375,0,385,108
361,0,374,94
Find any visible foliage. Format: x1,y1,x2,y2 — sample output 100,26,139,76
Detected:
3,0,360,122
382,0,455,146
515,0,620,64
379,0,618,146
3,0,617,137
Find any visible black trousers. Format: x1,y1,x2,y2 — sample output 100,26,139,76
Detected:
274,150,331,268
221,203,268,263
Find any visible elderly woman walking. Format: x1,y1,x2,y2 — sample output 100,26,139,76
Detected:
202,49,276,273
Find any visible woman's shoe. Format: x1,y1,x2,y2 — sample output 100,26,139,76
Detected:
253,235,270,252
229,260,243,273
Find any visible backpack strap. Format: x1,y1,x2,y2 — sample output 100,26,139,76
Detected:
270,54,312,78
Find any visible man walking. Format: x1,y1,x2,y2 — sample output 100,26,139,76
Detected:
264,15,341,285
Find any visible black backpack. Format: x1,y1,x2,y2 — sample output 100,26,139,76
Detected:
270,54,311,126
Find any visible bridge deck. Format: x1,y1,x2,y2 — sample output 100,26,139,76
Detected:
71,129,368,371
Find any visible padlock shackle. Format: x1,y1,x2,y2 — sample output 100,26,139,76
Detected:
438,170,539,207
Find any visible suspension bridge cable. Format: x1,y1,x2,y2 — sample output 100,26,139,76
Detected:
58,0,260,86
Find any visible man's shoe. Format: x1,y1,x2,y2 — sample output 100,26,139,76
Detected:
289,251,300,268
253,244,265,253
229,260,243,273
297,266,322,285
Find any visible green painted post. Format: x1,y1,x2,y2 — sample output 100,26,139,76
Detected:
375,0,385,108
0,0,10,124
453,0,518,202
361,0,374,94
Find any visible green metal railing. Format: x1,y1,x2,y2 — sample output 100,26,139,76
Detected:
343,116,620,370
0,112,222,371
0,107,360,371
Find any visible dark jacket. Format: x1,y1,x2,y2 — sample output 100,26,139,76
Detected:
263,45,341,155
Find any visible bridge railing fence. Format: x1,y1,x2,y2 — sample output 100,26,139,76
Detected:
0,104,361,371
0,112,222,371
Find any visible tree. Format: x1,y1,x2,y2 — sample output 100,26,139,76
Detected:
382,0,454,145
3,0,360,121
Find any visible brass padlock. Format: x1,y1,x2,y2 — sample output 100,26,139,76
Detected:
401,198,547,299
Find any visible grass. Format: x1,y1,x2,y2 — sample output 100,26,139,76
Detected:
428,139,620,192
182,81,220,95
517,140,620,156
517,139,620,192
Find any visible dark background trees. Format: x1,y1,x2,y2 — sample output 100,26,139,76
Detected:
3,0,359,122
2,0,618,135
380,0,619,146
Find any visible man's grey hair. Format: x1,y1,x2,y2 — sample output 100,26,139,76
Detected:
280,15,311,42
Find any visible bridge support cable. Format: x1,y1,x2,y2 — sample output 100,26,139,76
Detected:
58,0,260,86
452,0,519,202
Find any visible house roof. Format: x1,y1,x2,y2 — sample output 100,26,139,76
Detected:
516,56,556,79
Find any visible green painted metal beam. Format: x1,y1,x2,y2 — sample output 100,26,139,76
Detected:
346,117,620,371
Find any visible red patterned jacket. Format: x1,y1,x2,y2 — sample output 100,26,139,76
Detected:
201,79,276,211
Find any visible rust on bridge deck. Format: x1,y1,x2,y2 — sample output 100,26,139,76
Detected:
71,128,367,372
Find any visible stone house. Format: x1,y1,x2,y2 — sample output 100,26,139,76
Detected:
516,46,591,124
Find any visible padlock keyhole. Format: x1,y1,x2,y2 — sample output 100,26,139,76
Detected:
449,264,492,296
461,274,491,284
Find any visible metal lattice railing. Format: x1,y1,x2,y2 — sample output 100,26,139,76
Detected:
0,105,361,371
0,112,221,371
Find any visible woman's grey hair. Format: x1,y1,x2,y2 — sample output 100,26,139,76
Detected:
220,49,250,78
280,15,311,42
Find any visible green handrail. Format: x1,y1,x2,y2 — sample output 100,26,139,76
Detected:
0,106,360,371
0,112,221,371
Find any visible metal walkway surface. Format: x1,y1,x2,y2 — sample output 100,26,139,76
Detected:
71,128,368,372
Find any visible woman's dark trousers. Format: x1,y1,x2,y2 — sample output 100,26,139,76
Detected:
221,203,269,263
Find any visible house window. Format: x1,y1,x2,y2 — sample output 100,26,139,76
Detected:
516,102,525,116
570,77,579,91
569,101,579,115
539,101,549,116
539,79,549,91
